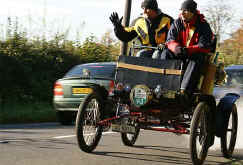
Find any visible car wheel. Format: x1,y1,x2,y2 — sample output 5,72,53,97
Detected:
56,111,75,125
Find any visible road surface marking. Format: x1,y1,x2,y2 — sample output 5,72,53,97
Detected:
52,131,116,139
53,135,76,139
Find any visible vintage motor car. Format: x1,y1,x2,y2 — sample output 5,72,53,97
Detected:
75,1,239,164
75,44,239,165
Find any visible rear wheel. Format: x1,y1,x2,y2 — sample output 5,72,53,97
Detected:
121,127,140,146
220,104,238,158
76,92,104,153
190,102,210,165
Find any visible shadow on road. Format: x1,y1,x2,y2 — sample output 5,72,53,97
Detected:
218,153,243,165
0,138,76,150
0,122,74,130
94,150,192,164
93,145,243,165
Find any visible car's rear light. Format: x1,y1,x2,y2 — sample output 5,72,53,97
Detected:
108,80,115,94
54,82,63,96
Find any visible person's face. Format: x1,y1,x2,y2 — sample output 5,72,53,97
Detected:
143,8,157,20
181,10,194,22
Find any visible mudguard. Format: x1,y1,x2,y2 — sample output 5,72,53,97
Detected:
215,93,240,137
88,84,115,118
89,84,109,99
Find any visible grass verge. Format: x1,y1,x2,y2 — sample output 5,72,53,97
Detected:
0,101,57,124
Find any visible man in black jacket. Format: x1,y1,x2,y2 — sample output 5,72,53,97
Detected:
110,0,173,58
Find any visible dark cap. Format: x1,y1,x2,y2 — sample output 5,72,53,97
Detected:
141,0,158,10
181,0,197,13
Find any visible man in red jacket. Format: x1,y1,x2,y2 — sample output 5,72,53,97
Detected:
161,0,214,95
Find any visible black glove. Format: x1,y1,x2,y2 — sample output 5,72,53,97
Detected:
174,46,187,59
179,47,188,60
109,12,123,28
181,47,187,56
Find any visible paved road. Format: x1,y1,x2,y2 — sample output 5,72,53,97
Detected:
0,123,243,165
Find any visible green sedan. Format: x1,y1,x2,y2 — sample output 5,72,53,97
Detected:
53,62,116,125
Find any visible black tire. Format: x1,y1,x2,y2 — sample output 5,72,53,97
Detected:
76,92,104,153
220,104,238,158
121,127,140,146
57,111,75,125
190,102,210,165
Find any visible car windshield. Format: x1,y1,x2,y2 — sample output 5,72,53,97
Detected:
225,70,243,86
64,64,115,79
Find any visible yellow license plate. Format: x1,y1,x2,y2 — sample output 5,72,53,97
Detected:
72,88,93,94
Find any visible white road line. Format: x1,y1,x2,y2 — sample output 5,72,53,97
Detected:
52,131,116,139
53,135,76,139
103,131,117,135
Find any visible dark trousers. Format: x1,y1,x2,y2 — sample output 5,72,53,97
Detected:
161,48,206,93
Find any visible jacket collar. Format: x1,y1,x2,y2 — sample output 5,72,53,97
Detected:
179,10,205,28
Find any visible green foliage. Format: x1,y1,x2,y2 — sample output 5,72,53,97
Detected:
218,20,243,65
0,101,56,124
80,35,114,63
0,17,119,108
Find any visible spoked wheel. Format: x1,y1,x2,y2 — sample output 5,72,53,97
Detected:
121,126,140,146
190,102,211,165
221,104,238,158
76,92,104,153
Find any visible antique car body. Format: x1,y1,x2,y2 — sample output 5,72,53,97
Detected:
75,54,239,165
75,1,239,164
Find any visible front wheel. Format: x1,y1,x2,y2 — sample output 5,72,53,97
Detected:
76,92,104,153
190,102,211,165
220,104,238,158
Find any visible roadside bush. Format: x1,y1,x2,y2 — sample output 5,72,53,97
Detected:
0,17,119,124
0,31,118,109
